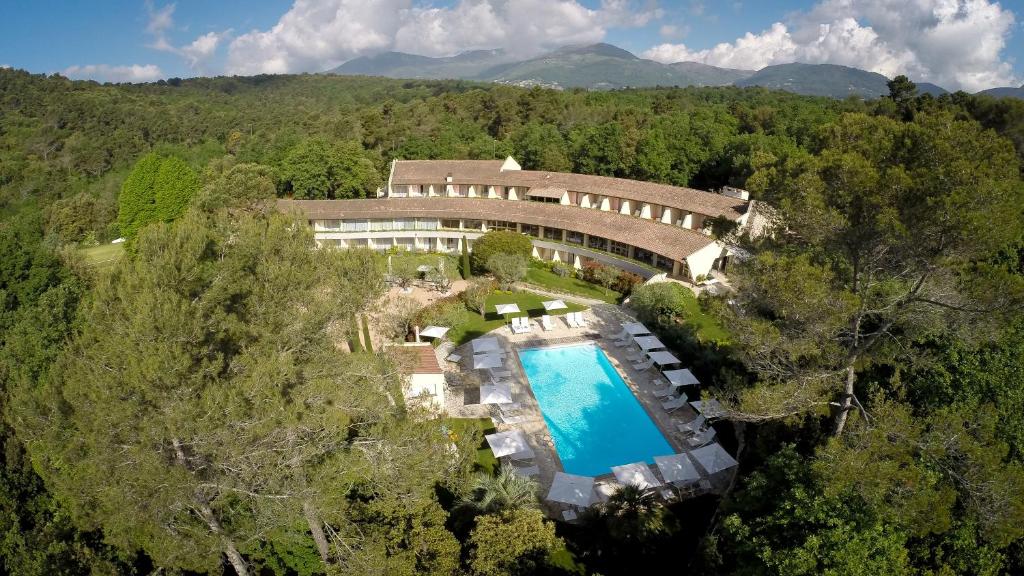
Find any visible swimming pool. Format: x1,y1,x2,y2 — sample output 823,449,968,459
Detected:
517,343,673,476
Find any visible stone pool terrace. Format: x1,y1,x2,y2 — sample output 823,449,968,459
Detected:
440,304,733,517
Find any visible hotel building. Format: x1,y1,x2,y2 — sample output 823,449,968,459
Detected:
279,157,754,282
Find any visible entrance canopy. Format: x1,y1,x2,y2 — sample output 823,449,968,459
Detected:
621,322,651,336
547,472,595,507
647,350,681,366
689,443,738,475
654,453,702,485
611,462,662,490
495,303,521,315
484,429,529,457
471,337,501,354
633,335,666,351
663,368,700,388
542,299,567,311
420,325,449,339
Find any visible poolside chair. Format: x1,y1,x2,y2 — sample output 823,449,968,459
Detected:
610,329,629,341
631,358,655,372
540,314,556,331
625,351,643,362
652,384,675,398
677,414,708,435
565,313,580,328
494,411,527,425
488,368,512,378
511,316,531,334
614,338,633,348
661,393,690,412
685,426,717,448
512,464,540,478
573,312,588,327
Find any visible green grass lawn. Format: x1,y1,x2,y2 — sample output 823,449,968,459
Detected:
385,252,463,281
444,417,498,474
78,243,124,269
679,289,730,344
524,264,621,304
445,290,588,346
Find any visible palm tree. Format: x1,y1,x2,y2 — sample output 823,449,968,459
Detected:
599,484,668,548
460,464,540,514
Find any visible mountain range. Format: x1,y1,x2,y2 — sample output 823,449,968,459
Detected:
330,43,1021,100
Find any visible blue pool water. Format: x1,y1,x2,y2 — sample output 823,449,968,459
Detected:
517,343,673,476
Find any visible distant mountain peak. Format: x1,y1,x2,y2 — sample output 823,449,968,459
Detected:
550,43,638,60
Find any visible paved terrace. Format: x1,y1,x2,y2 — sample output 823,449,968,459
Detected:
440,304,731,516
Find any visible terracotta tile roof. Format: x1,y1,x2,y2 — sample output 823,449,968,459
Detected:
389,159,748,219
525,187,567,199
278,198,718,262
403,344,442,375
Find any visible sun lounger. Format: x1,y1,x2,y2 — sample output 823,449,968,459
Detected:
540,314,556,331
652,386,675,398
572,312,587,327
511,316,532,334
685,427,717,448
565,313,580,328
662,393,689,412
632,358,655,372
488,368,512,378
677,414,707,435
512,464,540,478
495,411,527,425
611,329,629,340
625,352,643,362
614,338,633,348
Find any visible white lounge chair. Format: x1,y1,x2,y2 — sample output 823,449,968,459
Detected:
610,329,629,340
488,368,512,378
625,351,643,362
495,411,527,425
614,338,633,348
685,427,717,448
632,358,655,372
540,315,556,331
511,316,531,334
677,414,708,435
652,385,675,398
565,313,580,328
662,393,689,412
512,464,540,478
572,312,587,327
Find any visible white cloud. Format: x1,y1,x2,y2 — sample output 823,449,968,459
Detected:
642,0,1018,91
62,64,164,83
146,1,229,72
226,0,661,75
659,23,687,39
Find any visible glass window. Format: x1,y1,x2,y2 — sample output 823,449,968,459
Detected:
566,231,584,245
441,219,461,230
609,240,630,257
464,220,483,230
369,219,394,232
343,220,368,232
486,220,515,231
520,224,539,237
633,248,654,265
655,255,673,271
394,219,415,231
417,218,438,230
587,236,607,251
544,227,563,240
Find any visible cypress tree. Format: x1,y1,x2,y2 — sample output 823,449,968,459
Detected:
461,236,472,279
349,312,363,353
361,314,373,353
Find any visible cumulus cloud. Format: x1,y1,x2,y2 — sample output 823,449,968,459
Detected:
642,0,1018,91
62,64,164,83
226,0,661,75
146,2,229,72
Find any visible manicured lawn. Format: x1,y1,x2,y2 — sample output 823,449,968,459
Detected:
444,417,498,474
524,263,621,304
445,290,588,346
385,251,463,281
78,243,124,269
680,289,730,344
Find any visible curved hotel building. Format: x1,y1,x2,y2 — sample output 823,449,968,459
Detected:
279,157,754,282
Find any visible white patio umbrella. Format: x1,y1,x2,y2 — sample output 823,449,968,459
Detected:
632,335,666,351
420,325,449,339
547,472,595,507
691,399,725,418
611,462,662,490
471,337,501,354
473,354,504,370
646,350,681,366
542,299,567,312
480,382,513,405
494,303,521,315
689,443,738,475
484,429,529,457
663,368,700,388
621,322,651,336
654,453,702,486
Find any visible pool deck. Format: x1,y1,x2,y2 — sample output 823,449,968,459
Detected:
442,304,731,517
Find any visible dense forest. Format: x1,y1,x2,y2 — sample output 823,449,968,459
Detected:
2,68,1024,575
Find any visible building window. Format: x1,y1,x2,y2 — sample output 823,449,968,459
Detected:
319,239,343,248
441,219,461,230
609,240,630,257
395,238,415,251
444,238,460,252
655,255,673,271
587,236,607,251
391,186,409,198
633,248,654,265
486,220,515,231
566,231,584,245
544,227,563,240
417,218,439,230
464,220,484,230
394,218,415,231
320,219,341,230
369,219,394,232
342,220,368,232
520,224,539,237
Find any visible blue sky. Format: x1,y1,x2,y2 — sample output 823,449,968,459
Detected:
1,0,1021,91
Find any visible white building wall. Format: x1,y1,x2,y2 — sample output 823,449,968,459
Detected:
684,242,724,281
